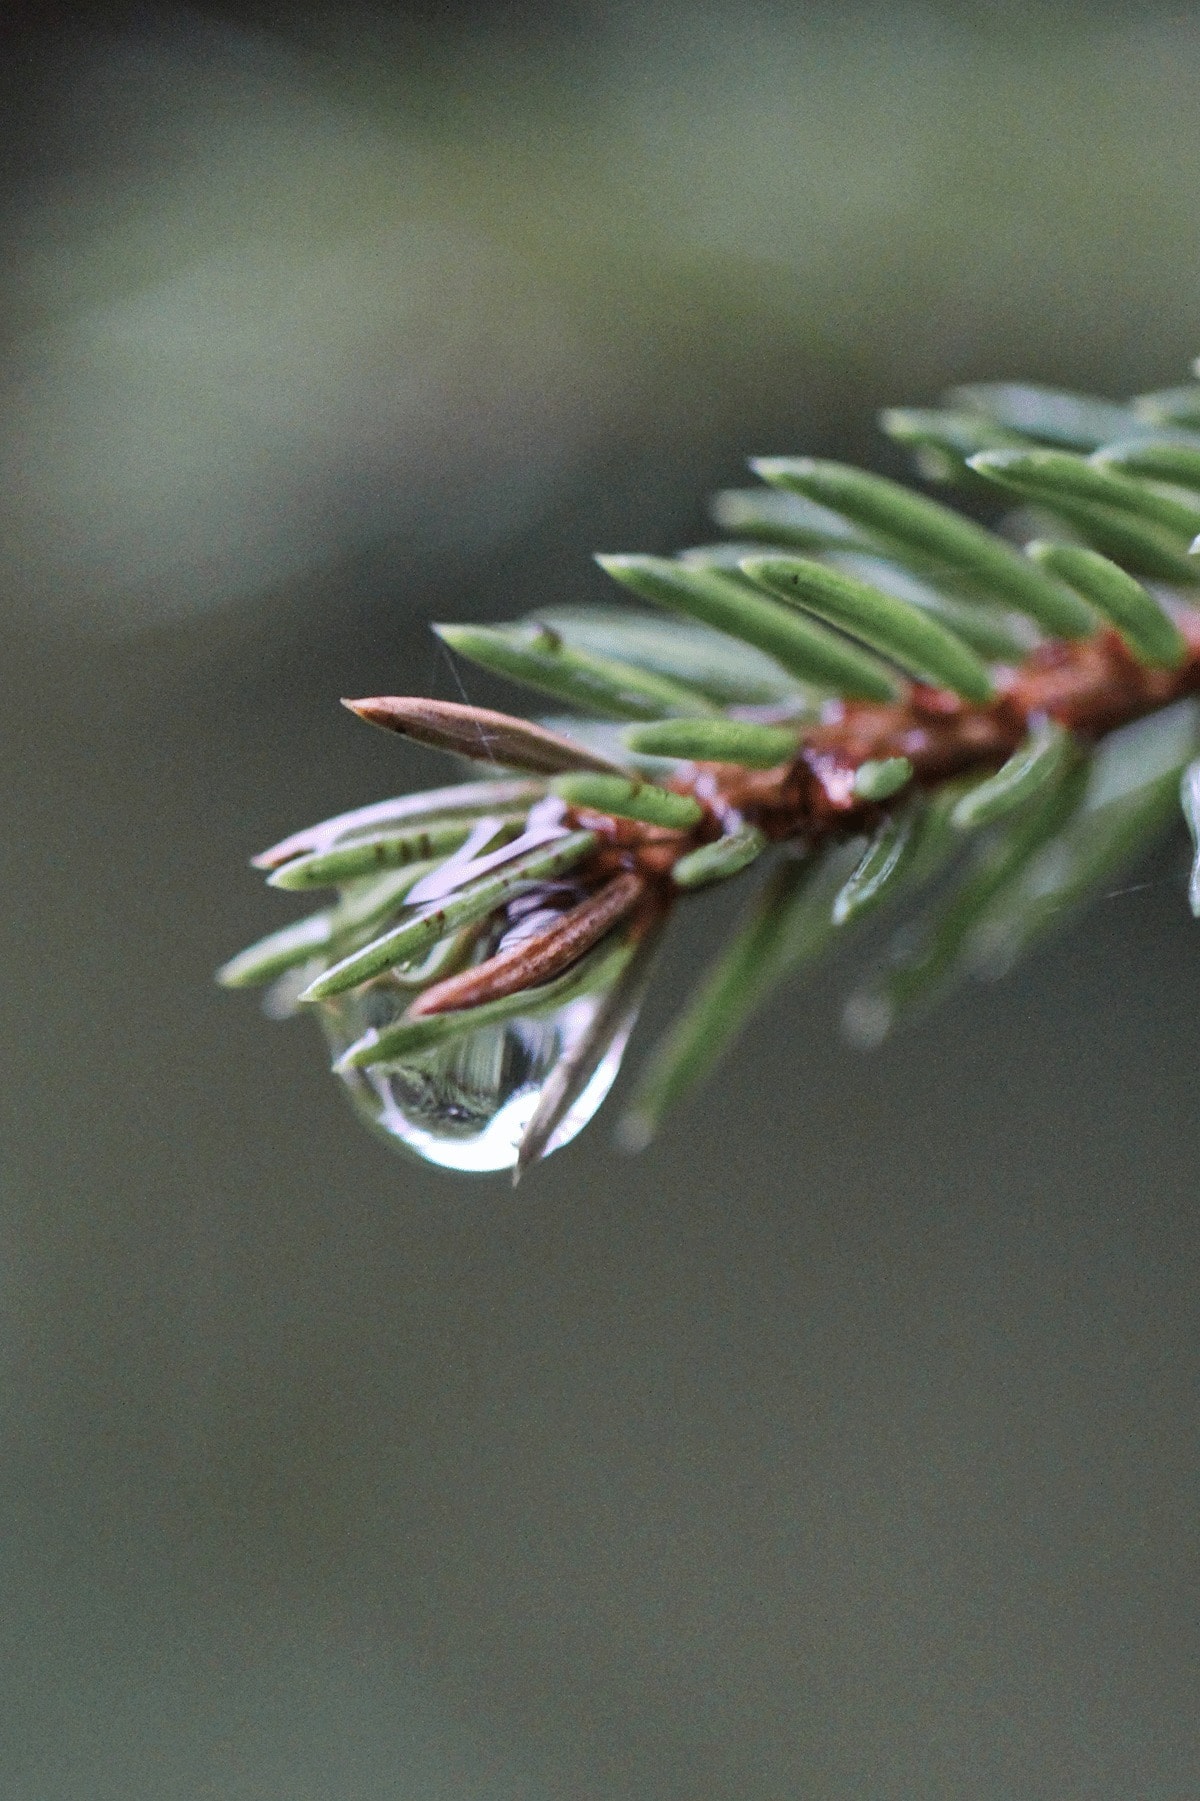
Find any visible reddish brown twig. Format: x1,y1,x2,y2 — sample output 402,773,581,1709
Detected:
558,618,1200,888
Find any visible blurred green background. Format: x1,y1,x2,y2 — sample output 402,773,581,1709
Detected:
4,3,1200,1795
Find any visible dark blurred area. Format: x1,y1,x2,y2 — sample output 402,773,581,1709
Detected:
4,4,1200,1796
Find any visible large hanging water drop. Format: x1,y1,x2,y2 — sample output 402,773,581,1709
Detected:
315,972,635,1173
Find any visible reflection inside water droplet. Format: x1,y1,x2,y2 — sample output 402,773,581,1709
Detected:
316,975,633,1172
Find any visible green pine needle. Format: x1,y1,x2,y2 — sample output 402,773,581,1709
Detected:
1093,440,1200,488
1179,759,1200,917
530,606,809,705
267,817,499,891
879,406,1027,484
299,830,598,1001
434,621,722,721
947,383,1146,449
251,778,548,871
550,773,704,829
216,861,444,988
742,554,995,700
709,486,870,550
1025,543,1186,668
671,824,768,890
969,448,1200,540
949,719,1077,831
845,763,1091,1043
624,717,799,768
596,554,901,700
750,457,1097,637
853,758,914,802
826,553,1039,661
1013,496,1200,585
1132,386,1200,429
619,853,848,1149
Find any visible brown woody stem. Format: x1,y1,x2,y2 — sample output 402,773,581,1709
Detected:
605,620,1200,866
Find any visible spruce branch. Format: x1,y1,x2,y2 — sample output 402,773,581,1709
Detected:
219,367,1200,1177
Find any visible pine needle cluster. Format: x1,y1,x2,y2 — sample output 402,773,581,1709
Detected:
219,367,1200,1176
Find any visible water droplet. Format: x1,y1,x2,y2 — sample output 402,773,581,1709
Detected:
315,973,633,1172
310,879,639,1173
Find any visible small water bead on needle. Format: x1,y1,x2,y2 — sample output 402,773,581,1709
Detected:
314,882,645,1173
318,985,634,1172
